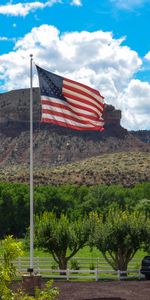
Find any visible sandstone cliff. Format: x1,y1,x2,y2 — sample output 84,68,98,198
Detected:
0,88,149,167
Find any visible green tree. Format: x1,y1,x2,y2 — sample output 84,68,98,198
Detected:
35,212,90,270
0,183,29,238
79,184,129,215
92,209,150,275
135,199,150,217
0,235,23,299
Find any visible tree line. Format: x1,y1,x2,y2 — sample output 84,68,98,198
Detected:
0,182,150,238
0,181,150,275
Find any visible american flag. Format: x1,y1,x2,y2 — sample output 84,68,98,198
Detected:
36,65,105,131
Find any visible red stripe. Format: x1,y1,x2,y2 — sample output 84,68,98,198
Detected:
64,78,104,99
41,98,101,118
42,109,103,125
41,118,104,131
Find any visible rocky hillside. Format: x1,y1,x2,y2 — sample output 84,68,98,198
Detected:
0,88,150,187
0,88,149,168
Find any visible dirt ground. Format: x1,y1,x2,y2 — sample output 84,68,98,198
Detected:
54,280,150,300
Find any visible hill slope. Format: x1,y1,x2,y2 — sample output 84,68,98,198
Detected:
0,88,149,187
0,151,149,187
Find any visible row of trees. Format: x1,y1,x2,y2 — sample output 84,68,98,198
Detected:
0,182,150,238
34,209,150,274
0,181,150,275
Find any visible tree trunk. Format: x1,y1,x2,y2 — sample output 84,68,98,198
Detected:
118,260,128,278
58,258,68,275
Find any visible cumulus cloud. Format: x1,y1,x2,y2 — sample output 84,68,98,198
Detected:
110,0,149,10
71,0,82,6
121,79,150,129
0,0,82,16
0,24,149,130
0,1,61,16
145,51,150,61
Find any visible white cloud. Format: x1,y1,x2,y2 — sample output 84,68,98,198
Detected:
0,24,149,130
110,0,149,10
0,36,8,41
145,51,150,61
121,80,150,130
0,0,82,16
71,0,82,6
0,1,61,16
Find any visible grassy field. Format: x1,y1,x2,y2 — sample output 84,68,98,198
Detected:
0,241,147,280
1,243,146,268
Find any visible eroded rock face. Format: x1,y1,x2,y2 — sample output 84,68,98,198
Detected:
0,88,149,167
0,88,121,127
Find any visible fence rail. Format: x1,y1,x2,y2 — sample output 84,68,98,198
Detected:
0,256,143,281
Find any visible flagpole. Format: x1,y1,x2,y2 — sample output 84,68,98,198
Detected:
29,53,34,273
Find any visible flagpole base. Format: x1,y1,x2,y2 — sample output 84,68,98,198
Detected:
22,273,42,296
27,268,34,275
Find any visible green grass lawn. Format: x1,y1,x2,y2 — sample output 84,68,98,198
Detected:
0,239,147,272
0,239,147,260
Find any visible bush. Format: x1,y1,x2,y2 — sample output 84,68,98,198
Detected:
0,236,59,300
70,259,80,270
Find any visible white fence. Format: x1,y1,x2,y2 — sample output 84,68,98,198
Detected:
6,256,143,281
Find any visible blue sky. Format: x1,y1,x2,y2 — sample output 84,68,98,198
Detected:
0,0,150,130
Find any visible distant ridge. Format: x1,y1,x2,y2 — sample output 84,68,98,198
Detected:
0,152,150,187
0,88,149,169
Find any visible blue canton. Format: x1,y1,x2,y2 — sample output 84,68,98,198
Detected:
36,65,67,102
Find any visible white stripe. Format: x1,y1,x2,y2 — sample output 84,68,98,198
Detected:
63,87,104,111
42,113,104,128
42,104,103,126
63,79,104,104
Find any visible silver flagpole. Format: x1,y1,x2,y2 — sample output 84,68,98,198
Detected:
29,54,34,273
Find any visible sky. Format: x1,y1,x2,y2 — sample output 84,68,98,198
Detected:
0,0,150,131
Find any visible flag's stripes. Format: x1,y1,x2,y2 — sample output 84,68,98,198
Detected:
42,98,97,117
63,92,103,116
63,83,103,107
41,95,101,118
42,102,98,121
63,80,104,110
42,113,103,131
41,97,103,122
64,77,104,99
63,83,104,110
42,109,103,127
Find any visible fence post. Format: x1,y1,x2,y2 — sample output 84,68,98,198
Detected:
95,268,99,281
138,269,141,280
67,268,70,281
18,256,21,272
117,270,120,280
36,257,40,274
96,258,99,270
